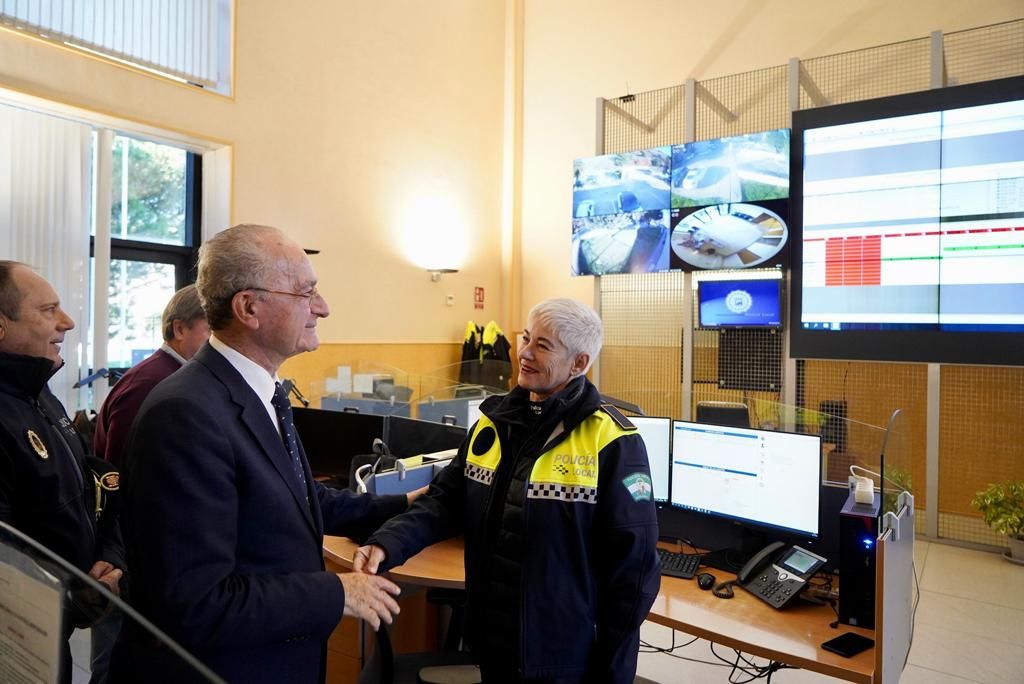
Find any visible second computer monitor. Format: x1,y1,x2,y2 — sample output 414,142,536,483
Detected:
630,416,671,504
670,421,821,538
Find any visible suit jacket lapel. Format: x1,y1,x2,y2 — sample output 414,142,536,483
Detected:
195,345,318,538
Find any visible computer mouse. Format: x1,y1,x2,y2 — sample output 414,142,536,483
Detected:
697,572,716,590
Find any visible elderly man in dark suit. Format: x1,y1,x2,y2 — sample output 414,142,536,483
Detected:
115,225,405,683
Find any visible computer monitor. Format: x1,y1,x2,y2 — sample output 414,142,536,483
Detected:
698,278,783,329
670,421,821,540
384,415,468,459
630,416,671,504
292,407,385,479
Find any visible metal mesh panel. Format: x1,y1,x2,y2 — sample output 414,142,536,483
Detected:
599,272,687,418
603,85,686,155
799,37,931,108
938,365,1024,546
945,20,1024,86
696,66,789,141
799,360,926,496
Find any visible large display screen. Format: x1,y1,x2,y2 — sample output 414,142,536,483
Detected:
572,129,790,275
791,75,1024,365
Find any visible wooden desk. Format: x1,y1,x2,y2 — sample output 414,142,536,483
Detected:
324,535,465,589
323,537,448,684
651,572,874,683
324,535,878,683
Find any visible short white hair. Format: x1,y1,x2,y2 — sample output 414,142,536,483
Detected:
527,298,603,372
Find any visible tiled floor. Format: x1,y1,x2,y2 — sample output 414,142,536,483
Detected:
636,541,1024,684
70,541,1024,683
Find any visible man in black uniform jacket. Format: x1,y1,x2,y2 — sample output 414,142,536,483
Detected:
0,260,125,683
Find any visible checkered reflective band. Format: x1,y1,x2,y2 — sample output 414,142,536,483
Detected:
465,463,495,485
527,483,597,504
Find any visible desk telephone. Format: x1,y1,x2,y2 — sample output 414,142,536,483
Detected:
737,542,827,609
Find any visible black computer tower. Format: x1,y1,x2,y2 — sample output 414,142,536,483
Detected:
838,490,880,629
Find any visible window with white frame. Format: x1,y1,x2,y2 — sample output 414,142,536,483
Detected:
91,133,202,370
0,0,233,95
0,93,227,410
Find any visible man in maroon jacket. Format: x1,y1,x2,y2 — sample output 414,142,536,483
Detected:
94,284,209,468
90,284,208,682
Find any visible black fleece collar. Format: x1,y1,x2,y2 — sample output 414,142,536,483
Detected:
480,376,600,434
0,351,60,399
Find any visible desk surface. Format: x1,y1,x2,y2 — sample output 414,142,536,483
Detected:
323,536,875,683
323,535,465,590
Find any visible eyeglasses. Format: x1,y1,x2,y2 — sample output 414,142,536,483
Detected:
249,287,322,302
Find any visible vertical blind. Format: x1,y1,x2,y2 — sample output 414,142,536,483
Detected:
0,0,231,93
0,103,92,411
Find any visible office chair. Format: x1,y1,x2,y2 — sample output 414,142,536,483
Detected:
357,589,478,684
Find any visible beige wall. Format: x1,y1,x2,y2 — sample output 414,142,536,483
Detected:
518,0,1024,315
0,0,507,345
2,0,1022,347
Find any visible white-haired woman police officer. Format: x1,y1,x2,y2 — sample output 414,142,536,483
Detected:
357,298,660,684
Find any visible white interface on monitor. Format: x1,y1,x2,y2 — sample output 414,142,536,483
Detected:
632,416,670,503
670,421,821,536
800,99,1024,330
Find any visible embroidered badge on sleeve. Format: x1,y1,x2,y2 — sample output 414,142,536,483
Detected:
622,472,653,502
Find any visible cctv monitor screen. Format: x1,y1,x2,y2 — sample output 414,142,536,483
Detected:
698,278,782,328
631,416,670,504
573,147,672,218
670,128,790,208
570,146,673,276
791,75,1024,364
571,210,671,276
670,421,821,538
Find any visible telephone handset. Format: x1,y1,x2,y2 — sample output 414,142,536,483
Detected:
736,541,786,584
737,542,827,609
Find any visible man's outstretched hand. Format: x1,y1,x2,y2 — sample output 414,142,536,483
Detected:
338,572,400,631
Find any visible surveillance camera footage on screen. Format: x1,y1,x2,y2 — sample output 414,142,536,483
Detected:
571,129,791,276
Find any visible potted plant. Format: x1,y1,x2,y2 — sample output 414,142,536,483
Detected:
971,481,1024,562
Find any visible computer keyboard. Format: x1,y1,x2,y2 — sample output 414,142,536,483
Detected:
657,548,702,580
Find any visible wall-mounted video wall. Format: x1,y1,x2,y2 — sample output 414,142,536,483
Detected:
571,129,790,276
572,75,1024,366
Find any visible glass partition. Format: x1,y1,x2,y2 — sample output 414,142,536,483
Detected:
0,522,221,683
684,397,912,511
309,361,416,417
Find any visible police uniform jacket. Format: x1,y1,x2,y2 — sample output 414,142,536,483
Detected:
0,351,125,573
367,377,660,683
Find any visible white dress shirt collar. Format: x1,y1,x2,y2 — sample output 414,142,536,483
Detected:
209,334,281,435
160,343,187,366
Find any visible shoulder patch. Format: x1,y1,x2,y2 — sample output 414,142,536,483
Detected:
622,472,653,501
599,404,636,430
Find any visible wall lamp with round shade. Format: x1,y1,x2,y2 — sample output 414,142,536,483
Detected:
398,190,469,278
